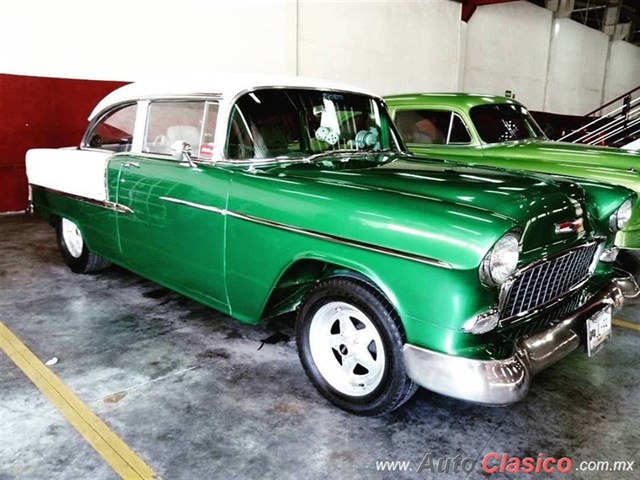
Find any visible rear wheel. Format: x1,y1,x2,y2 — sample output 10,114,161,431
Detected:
296,278,416,416
57,217,111,273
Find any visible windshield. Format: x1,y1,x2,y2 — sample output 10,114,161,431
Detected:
469,104,546,144
225,89,403,160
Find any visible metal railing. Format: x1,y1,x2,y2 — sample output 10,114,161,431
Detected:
559,85,640,146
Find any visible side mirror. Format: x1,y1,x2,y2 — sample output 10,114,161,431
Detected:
170,140,196,168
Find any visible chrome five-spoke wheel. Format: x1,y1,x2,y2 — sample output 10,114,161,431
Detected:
296,277,417,416
309,301,385,396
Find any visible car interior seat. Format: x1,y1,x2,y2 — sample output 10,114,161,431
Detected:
166,125,201,154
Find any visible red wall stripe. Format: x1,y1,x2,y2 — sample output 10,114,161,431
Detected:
0,74,128,212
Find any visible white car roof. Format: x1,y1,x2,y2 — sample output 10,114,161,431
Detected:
89,74,377,120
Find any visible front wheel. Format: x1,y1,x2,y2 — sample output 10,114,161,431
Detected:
56,217,111,274
296,278,416,416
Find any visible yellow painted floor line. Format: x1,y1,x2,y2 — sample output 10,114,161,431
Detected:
613,318,640,332
0,322,157,480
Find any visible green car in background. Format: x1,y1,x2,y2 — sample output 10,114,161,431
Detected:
385,93,640,249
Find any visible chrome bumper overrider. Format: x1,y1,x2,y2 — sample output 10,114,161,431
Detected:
402,272,640,405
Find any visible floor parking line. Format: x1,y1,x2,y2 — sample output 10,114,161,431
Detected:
0,321,158,480
613,318,640,332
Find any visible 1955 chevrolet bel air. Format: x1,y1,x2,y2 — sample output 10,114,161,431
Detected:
26,75,639,415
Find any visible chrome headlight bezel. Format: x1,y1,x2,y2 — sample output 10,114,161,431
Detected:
480,232,521,287
609,198,633,232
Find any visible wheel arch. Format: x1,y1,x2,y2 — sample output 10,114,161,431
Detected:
259,253,404,326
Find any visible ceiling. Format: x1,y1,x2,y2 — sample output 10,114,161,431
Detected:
528,0,640,45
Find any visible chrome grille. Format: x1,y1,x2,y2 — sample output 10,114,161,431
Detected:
498,293,585,344
501,243,598,320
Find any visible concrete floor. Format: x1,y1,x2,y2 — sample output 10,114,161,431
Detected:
1,214,638,480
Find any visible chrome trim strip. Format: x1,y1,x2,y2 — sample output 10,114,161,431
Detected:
403,274,638,405
82,101,138,149
35,186,134,214
159,196,452,269
229,211,452,269
159,196,225,215
131,99,149,154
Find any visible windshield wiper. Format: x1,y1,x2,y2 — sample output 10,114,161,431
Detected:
304,148,400,163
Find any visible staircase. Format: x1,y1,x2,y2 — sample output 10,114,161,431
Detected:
558,85,640,148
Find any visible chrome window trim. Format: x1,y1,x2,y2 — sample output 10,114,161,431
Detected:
218,86,406,165
159,196,452,269
141,98,221,161
394,108,474,146
81,101,139,150
446,111,473,145
82,95,222,154
82,88,405,167
124,152,205,165
199,100,219,159
469,103,548,146
498,240,603,324
131,100,149,154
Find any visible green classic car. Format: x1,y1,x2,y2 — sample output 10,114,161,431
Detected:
385,93,640,249
26,76,639,415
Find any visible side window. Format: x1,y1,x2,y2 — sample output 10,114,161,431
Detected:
395,110,471,145
86,103,137,152
144,100,219,159
448,114,472,144
225,105,255,160
199,102,219,159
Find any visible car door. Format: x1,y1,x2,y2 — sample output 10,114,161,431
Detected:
113,99,230,312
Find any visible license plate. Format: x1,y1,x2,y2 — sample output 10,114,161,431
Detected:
586,307,612,357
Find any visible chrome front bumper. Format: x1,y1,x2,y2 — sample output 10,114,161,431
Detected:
402,271,640,405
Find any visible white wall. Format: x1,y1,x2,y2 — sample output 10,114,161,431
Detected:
603,40,640,104
0,0,297,81
298,0,462,95
0,0,637,114
456,21,468,93
463,1,553,111
544,18,610,115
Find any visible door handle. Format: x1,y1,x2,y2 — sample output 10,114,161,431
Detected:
123,161,140,168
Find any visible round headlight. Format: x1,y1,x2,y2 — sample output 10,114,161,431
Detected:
610,198,633,232
480,233,520,287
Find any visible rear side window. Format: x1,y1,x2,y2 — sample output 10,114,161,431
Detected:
395,110,471,145
86,103,137,152
144,100,219,159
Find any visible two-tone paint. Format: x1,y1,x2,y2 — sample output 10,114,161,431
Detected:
26,77,639,408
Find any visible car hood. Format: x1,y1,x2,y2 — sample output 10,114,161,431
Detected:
483,139,639,188
241,154,600,267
